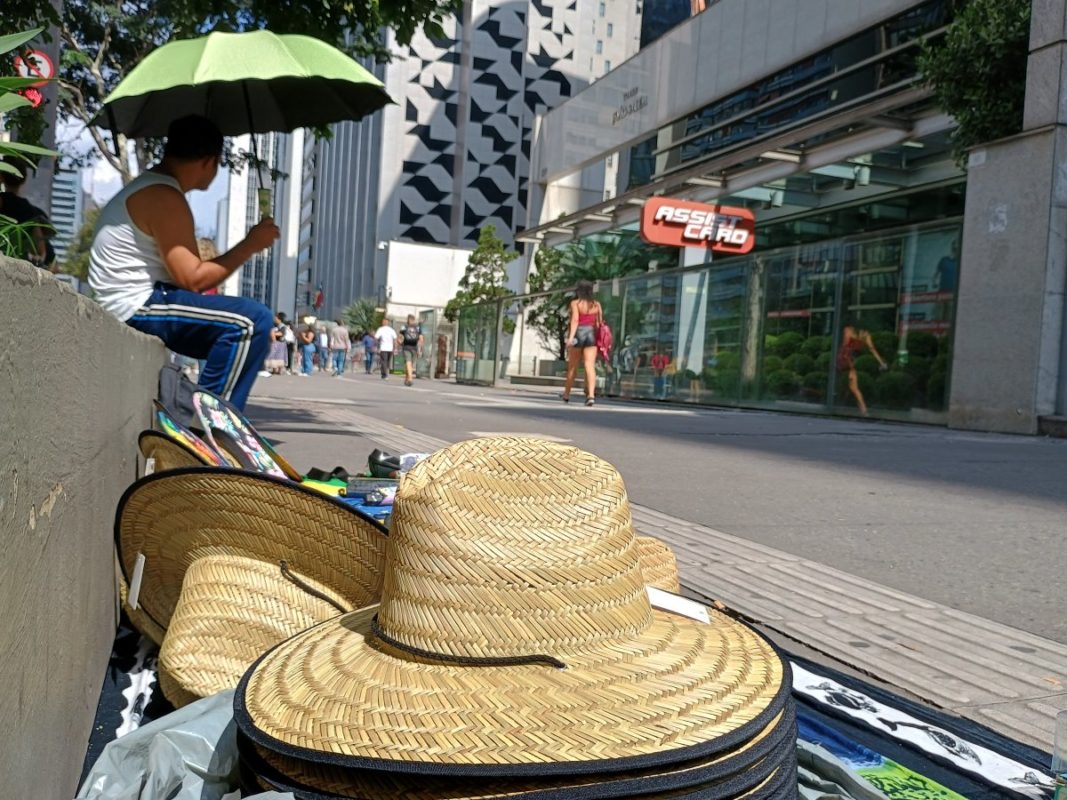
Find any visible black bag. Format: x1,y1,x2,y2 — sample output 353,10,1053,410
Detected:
157,363,199,428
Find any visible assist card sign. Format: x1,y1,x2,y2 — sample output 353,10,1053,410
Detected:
640,198,755,255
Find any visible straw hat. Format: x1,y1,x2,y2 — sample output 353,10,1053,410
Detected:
115,469,388,691
138,430,209,471
236,437,788,777
236,696,796,799
158,554,358,706
241,758,798,800
634,534,680,592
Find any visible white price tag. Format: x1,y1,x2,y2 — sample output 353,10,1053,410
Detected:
144,457,156,476
127,553,146,610
647,586,710,624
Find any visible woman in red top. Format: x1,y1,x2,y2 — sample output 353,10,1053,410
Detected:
837,323,887,416
562,280,603,407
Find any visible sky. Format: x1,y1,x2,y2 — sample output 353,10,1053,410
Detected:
61,120,229,238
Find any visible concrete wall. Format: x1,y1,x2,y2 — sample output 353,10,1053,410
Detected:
949,129,1067,433
0,258,164,799
949,0,1067,433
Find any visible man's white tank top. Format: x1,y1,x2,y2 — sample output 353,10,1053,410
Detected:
89,171,182,322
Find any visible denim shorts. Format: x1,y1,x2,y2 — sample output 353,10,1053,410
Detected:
573,325,596,348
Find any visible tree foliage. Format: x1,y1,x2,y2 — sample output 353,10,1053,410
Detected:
7,0,459,184
343,297,383,335
526,244,569,360
523,232,678,359
0,28,59,261
918,0,1031,163
444,224,517,334
58,205,99,280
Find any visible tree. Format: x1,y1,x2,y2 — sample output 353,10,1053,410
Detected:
58,205,99,280
526,244,570,360
919,0,1031,164
343,297,383,335
12,0,459,185
1,28,59,260
444,224,517,333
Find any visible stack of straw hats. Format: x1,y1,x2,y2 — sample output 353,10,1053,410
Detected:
234,437,796,798
115,449,688,711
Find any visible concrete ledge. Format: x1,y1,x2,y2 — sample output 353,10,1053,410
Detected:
0,257,164,799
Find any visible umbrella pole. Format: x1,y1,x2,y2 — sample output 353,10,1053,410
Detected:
242,83,271,219
242,83,263,189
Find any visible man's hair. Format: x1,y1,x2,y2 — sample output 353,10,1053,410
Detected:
164,115,224,161
407,314,416,322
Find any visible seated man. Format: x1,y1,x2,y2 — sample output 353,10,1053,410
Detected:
89,115,279,409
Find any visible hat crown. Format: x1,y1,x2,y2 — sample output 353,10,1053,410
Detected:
377,437,652,662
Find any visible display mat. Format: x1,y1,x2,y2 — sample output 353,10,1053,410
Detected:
81,618,1056,799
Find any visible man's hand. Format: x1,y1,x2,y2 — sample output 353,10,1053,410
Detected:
245,217,280,251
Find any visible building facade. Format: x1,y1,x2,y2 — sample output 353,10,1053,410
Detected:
220,132,290,311
502,0,1067,434
291,0,641,321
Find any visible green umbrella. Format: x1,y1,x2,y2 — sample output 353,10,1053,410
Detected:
95,29,392,138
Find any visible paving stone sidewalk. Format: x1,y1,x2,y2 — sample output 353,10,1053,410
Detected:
249,395,1067,753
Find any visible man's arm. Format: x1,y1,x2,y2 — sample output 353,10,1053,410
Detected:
129,184,278,292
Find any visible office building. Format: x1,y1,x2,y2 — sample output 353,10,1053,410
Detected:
474,0,1067,434
292,0,642,321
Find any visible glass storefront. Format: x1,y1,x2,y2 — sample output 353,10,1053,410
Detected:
462,208,962,424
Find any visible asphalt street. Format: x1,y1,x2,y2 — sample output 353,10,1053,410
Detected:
249,371,1067,644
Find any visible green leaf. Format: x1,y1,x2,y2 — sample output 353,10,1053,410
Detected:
0,77,45,93
0,161,24,177
0,141,59,157
0,29,44,57
0,93,32,114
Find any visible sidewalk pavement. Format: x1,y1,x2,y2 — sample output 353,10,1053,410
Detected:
245,388,1067,754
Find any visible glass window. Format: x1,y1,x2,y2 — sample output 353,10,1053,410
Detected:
832,227,959,417
607,22,614,36
757,245,841,406
599,1,606,15
605,60,612,72
596,40,603,54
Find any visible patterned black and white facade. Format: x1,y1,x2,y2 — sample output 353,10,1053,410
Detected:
294,0,639,316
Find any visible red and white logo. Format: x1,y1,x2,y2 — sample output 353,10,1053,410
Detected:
640,198,756,255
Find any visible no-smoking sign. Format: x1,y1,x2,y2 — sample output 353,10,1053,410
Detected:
14,50,54,88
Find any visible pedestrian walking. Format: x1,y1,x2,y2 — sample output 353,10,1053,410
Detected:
375,316,398,380
299,325,316,376
265,314,287,374
562,280,602,407
361,330,376,374
329,319,351,376
281,314,296,373
317,326,330,372
399,314,423,387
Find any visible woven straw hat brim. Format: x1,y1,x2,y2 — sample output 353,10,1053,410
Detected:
237,704,795,800
118,574,166,646
158,554,355,707
138,430,212,469
115,467,387,633
235,604,790,777
242,739,798,800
